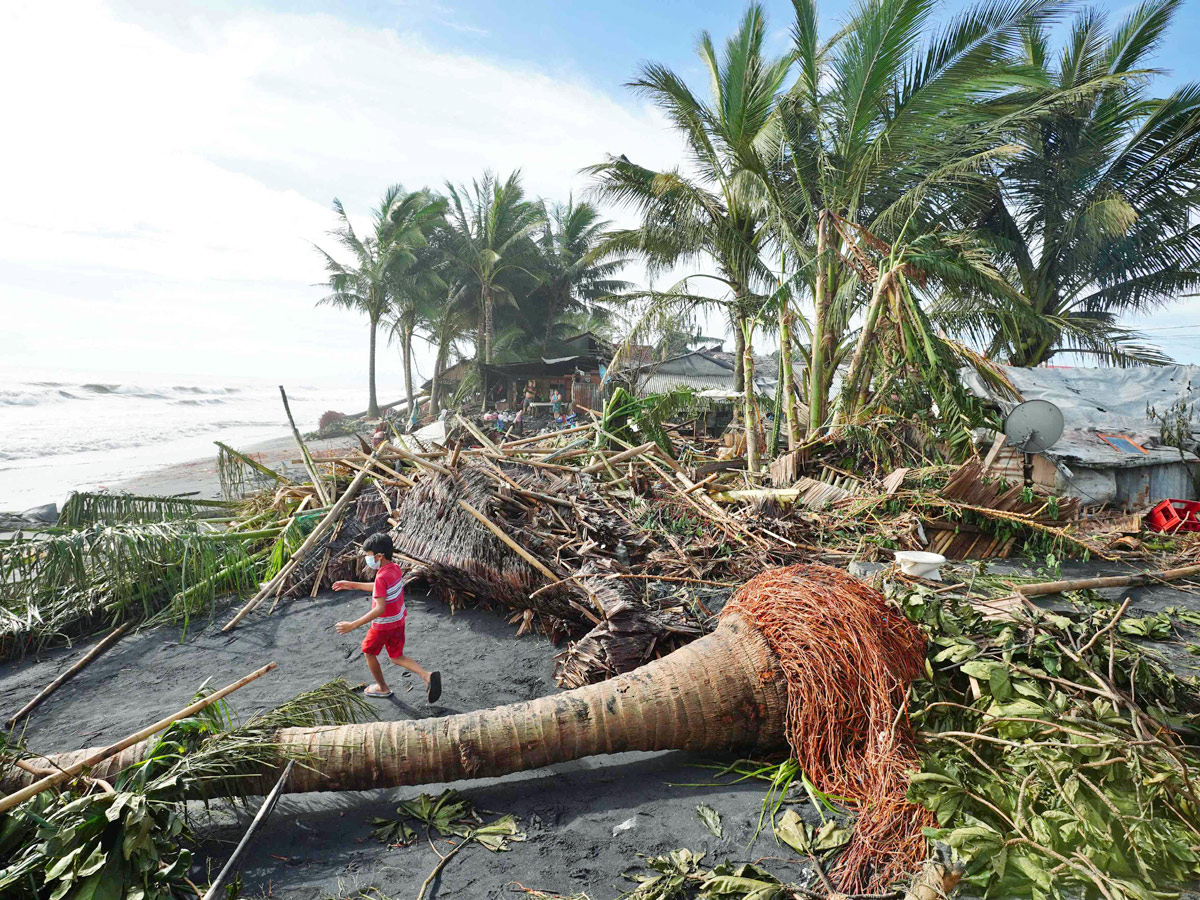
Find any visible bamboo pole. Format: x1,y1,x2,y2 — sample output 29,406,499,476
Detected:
222,448,385,632
501,422,593,449
7,623,131,727
580,441,656,475
390,442,453,477
455,414,502,454
1017,562,1200,598
279,386,331,506
200,760,294,900
0,662,276,814
457,500,558,580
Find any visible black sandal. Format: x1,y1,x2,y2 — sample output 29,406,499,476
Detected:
427,671,442,703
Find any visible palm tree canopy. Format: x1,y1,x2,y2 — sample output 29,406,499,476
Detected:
942,0,1200,366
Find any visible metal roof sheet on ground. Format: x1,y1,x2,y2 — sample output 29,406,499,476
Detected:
962,363,1200,466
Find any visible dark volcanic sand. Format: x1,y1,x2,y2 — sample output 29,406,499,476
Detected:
0,589,811,899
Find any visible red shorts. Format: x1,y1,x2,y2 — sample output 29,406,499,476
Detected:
361,622,406,659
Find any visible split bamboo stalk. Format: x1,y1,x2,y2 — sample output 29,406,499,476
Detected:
580,441,656,474
455,414,502,454
222,448,385,632
1017,562,1200,598
457,500,558,580
390,442,453,477
200,761,295,900
500,422,593,449
0,662,276,814
279,386,331,506
7,623,131,727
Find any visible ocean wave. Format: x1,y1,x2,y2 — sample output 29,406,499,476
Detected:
0,381,246,407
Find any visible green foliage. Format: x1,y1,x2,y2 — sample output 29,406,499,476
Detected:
370,789,524,854
600,387,696,456
622,850,791,900
0,681,371,900
897,582,1200,900
59,493,232,530
0,521,273,660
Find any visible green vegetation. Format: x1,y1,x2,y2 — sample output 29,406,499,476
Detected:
316,0,1200,452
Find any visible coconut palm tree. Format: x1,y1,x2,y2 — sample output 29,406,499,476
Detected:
941,1,1200,366
769,0,1055,431
528,198,630,352
588,4,793,471
314,185,443,418
443,171,545,375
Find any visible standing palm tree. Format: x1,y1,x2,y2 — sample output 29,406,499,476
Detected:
383,191,448,416
444,171,545,378
769,0,1053,431
943,1,1200,366
588,5,792,471
314,186,442,418
529,198,629,351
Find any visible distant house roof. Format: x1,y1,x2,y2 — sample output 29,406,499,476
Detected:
630,350,770,396
555,331,616,357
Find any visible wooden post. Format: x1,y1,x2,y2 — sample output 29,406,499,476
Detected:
280,386,331,506
200,761,295,900
222,447,386,632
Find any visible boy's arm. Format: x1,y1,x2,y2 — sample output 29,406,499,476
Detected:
335,595,385,634
332,579,375,592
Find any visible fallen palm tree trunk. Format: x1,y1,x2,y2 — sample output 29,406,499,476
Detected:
6,566,928,892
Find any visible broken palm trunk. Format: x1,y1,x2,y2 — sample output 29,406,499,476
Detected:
6,565,928,893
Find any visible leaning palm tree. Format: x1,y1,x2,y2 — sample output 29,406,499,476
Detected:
768,0,1057,431
443,171,545,374
940,1,1200,366
529,198,630,352
588,4,792,471
314,186,443,418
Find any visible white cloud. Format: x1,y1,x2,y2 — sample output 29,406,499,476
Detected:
0,0,684,384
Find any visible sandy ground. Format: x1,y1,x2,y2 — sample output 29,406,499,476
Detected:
112,433,364,501
6,443,1199,898
0,586,812,900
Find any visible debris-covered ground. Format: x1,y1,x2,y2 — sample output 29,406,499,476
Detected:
3,405,1200,900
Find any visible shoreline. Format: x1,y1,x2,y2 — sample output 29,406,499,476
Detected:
108,432,364,502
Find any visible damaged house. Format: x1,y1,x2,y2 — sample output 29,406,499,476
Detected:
965,364,1200,508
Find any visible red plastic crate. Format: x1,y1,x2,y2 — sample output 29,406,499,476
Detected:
1147,499,1200,533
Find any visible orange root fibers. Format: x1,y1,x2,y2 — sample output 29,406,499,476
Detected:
722,564,933,893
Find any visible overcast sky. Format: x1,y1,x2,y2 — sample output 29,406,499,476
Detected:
3,0,1200,392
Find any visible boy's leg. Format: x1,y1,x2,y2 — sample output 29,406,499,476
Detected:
390,653,430,684
364,653,391,696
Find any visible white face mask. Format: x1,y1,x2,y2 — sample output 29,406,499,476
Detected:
364,554,380,570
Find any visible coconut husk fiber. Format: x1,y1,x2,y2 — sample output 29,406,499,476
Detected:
722,564,931,893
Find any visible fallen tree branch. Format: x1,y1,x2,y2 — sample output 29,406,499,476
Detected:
1017,563,1200,598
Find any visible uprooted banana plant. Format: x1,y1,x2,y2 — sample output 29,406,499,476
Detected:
0,680,371,900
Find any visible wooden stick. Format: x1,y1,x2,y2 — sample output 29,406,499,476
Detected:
455,414,503,454
222,448,385,631
279,386,331,506
1017,562,1200,598
457,500,558,580
200,760,295,900
500,422,594,449
580,441,656,474
0,663,276,814
7,623,131,727
390,442,453,477
682,472,721,494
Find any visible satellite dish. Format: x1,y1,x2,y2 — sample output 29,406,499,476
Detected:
1003,399,1064,454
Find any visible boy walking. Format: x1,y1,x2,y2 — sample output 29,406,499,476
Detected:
333,533,442,702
